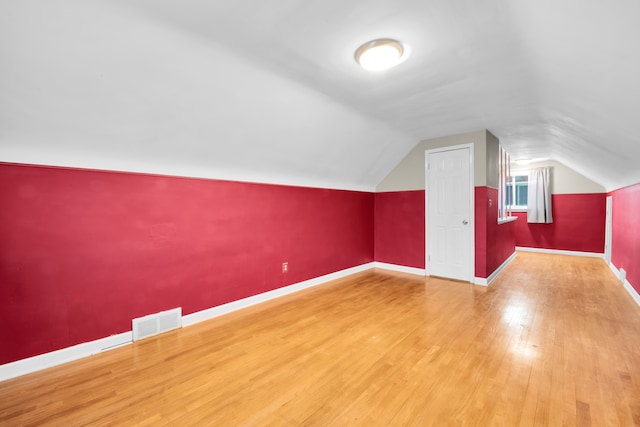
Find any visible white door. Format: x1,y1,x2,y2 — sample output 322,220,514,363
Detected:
605,195,613,264
426,147,472,282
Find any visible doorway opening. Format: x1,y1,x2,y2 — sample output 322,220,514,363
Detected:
425,144,474,282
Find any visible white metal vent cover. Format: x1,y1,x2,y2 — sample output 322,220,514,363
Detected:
132,307,182,341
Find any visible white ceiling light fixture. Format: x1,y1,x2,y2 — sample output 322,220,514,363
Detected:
514,157,549,165
514,158,532,165
355,39,407,72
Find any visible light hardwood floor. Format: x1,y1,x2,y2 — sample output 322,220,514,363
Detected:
2,252,640,426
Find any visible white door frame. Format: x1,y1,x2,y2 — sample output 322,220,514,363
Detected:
605,195,613,264
425,143,475,281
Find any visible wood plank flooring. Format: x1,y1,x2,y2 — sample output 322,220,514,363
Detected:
2,252,640,426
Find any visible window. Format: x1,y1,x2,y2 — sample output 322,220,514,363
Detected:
498,146,511,219
499,146,527,221
506,174,528,210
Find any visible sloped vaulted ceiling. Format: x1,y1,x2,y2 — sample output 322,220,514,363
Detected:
1,0,638,191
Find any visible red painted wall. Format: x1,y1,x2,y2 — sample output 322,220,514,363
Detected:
610,184,640,294
474,187,488,278
0,163,374,364
513,193,606,253
374,190,425,269
475,186,516,278
373,187,514,279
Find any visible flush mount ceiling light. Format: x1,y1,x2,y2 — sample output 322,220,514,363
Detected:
355,39,406,71
514,158,533,165
514,157,549,165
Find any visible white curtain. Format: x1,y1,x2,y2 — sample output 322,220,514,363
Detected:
527,167,553,223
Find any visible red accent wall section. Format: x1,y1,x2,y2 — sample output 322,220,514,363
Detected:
474,187,488,278
475,186,516,278
374,187,514,279
374,190,425,269
513,193,606,253
0,163,374,364
610,184,640,294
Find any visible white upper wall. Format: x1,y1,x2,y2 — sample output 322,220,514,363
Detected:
378,134,605,195
511,160,605,195
1,0,639,192
376,130,488,192
0,0,415,192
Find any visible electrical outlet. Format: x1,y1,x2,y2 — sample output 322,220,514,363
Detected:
282,262,288,273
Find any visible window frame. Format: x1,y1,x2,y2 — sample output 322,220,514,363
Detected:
508,170,529,212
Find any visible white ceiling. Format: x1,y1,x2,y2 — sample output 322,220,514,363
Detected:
1,0,639,191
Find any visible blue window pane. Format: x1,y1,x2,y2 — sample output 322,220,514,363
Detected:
516,186,528,206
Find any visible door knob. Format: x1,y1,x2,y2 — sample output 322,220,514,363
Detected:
462,220,469,225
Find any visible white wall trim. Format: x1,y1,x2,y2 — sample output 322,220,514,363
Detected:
608,260,620,279
516,246,604,259
474,277,488,286
473,251,517,286
608,262,640,307
0,332,132,382
497,216,518,225
374,252,516,287
1,262,376,382
5,255,631,383
181,262,375,326
623,277,640,307
373,262,426,276
605,195,613,264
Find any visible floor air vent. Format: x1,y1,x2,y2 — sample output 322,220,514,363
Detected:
132,308,182,341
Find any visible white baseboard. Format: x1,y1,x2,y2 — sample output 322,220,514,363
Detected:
608,260,620,279
373,262,426,276
372,256,515,287
182,262,375,326
1,262,376,383
474,251,517,286
516,246,604,258
608,262,640,307
0,332,132,383
622,280,640,306
623,279,640,307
